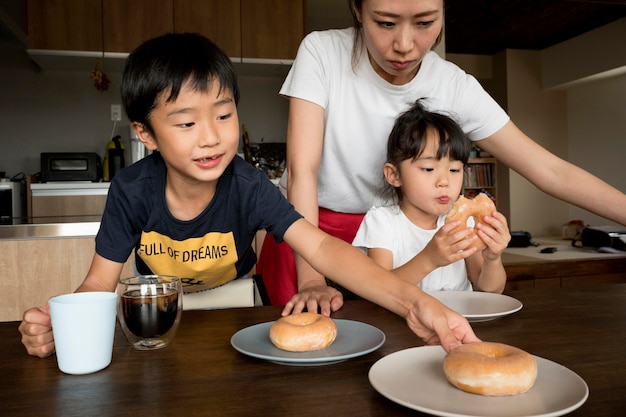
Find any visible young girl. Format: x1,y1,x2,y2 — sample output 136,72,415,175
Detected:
353,100,510,293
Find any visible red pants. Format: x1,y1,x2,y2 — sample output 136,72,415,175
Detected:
256,208,365,305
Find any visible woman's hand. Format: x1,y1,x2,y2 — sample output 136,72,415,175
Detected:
281,280,344,317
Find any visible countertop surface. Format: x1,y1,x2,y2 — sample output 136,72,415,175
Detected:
30,182,110,196
502,236,626,263
0,222,100,240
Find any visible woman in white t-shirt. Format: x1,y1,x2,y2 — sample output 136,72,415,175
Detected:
258,0,626,316
353,100,509,293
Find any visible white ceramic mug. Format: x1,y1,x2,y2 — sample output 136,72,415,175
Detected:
49,292,117,375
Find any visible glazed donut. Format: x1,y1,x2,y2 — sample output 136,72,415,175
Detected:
443,342,538,396
445,193,496,251
269,312,337,352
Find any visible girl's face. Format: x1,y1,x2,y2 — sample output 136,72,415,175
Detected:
134,80,240,189
385,133,464,227
355,0,443,85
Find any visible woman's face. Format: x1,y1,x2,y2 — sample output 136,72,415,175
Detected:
355,0,443,85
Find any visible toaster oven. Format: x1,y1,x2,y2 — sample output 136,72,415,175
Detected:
40,152,102,182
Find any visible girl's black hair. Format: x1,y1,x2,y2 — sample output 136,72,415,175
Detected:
383,99,471,203
120,32,239,136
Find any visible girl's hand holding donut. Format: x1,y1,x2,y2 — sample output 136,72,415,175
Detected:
445,193,510,259
474,210,511,261
422,221,480,269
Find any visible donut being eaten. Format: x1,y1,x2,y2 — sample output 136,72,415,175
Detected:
443,342,538,396
445,193,496,251
269,312,337,352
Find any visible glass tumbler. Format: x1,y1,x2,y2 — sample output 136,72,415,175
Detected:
117,275,183,350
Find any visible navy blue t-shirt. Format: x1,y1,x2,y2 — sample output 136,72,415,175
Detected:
95,153,301,292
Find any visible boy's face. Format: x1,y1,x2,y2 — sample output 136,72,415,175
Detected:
135,79,239,187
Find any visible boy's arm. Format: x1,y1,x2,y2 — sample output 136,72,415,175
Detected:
283,219,480,352
77,253,126,292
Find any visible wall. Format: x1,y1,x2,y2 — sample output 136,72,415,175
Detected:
566,74,626,228
0,39,288,179
448,19,626,235
505,49,570,236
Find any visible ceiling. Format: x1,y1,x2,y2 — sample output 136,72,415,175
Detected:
2,1,625,57
443,0,626,55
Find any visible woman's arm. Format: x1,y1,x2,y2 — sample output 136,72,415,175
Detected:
479,120,626,226
284,97,344,314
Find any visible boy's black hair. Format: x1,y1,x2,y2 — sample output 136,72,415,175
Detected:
120,32,239,135
384,99,471,203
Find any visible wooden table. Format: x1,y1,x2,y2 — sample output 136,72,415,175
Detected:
2,284,625,416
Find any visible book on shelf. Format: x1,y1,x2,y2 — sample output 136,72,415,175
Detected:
464,163,494,188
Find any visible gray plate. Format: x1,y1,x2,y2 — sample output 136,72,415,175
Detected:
369,346,588,417
231,319,385,366
427,291,523,322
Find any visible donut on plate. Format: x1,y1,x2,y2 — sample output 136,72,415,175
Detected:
445,193,496,251
443,341,538,396
269,312,337,352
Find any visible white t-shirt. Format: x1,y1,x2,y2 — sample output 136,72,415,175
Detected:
352,205,472,292
279,28,509,213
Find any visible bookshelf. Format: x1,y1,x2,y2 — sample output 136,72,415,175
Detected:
464,157,498,204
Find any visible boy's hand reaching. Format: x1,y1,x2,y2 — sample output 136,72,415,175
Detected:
19,306,55,358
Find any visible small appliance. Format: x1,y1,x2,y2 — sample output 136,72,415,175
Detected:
40,152,102,182
0,178,25,225
103,136,125,181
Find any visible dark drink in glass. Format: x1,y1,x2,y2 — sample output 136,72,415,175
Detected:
121,289,178,338
117,275,182,350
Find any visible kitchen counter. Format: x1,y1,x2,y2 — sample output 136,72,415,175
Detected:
29,182,110,223
503,236,626,263
30,182,110,196
0,221,132,321
503,236,626,290
0,222,100,240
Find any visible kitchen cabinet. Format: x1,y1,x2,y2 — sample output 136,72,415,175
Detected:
504,256,626,291
174,0,303,60
28,0,303,60
27,0,102,51
30,183,109,224
502,237,626,291
173,0,241,57
103,0,174,53
28,0,173,53
0,223,134,322
240,0,304,60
